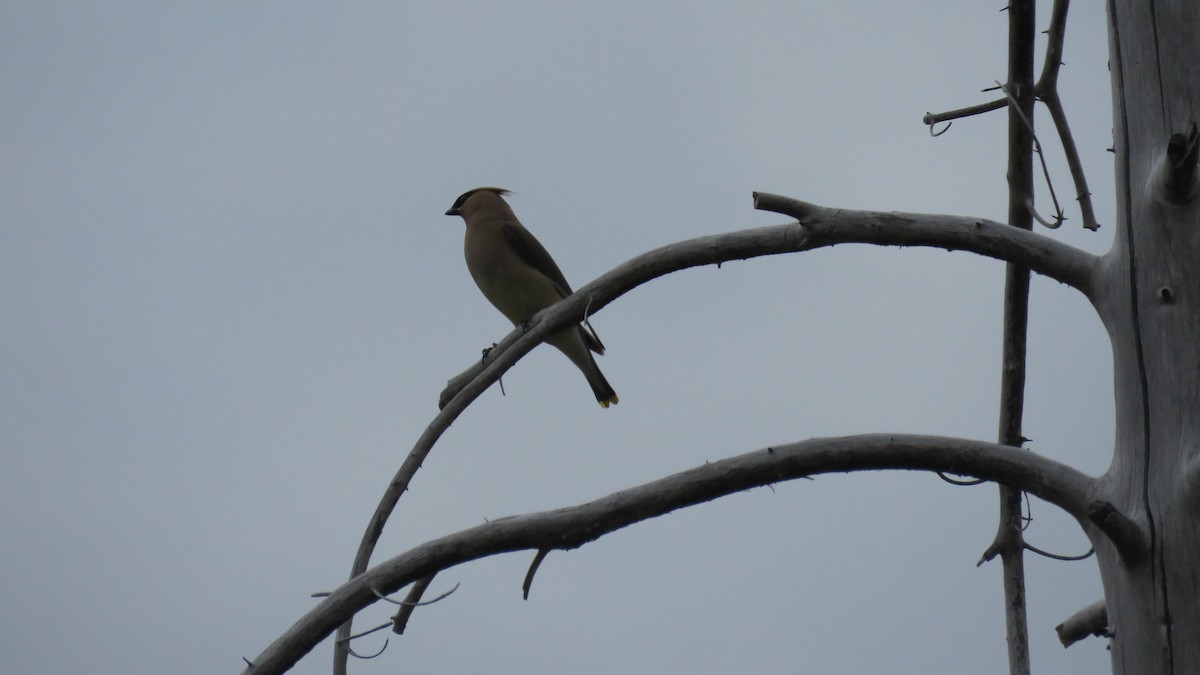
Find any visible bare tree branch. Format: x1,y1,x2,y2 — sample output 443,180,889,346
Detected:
442,195,1099,410
1035,0,1101,231
922,0,1101,230
523,549,550,600
1056,600,1109,647
434,196,1103,425
750,194,1097,292
249,434,1108,675
336,194,1101,671
1034,0,1070,93
923,97,1008,127
991,5,1037,671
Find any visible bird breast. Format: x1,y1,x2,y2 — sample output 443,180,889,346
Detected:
465,230,564,326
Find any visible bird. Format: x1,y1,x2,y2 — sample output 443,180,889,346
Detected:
445,187,618,408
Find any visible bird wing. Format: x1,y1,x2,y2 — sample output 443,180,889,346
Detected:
501,221,606,355
501,222,573,299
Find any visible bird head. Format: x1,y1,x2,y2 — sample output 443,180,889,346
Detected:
445,187,512,218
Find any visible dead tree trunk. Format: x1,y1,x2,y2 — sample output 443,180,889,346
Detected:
1091,1,1200,672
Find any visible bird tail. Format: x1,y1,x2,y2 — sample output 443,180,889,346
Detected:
576,329,617,407
586,358,619,409
550,325,618,408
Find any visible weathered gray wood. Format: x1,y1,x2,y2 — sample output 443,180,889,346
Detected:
301,4,1200,673
333,198,1101,675
244,434,1100,675
1091,1,1200,672
995,3,1036,673
1057,600,1109,648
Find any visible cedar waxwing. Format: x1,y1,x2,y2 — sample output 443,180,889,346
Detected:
446,187,619,408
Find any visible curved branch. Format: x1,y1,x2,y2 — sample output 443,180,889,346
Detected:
1034,0,1102,231
750,193,1097,292
1024,542,1094,562
250,434,1105,675
523,549,550,600
441,194,1099,408
343,193,1101,670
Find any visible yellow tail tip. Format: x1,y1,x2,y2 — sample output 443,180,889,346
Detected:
598,394,619,409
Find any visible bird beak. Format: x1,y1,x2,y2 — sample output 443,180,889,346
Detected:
445,207,460,216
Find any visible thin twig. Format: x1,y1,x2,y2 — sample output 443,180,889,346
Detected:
1037,96,1101,231
1035,0,1100,230
1020,489,1034,531
928,120,953,137
337,621,391,660
923,98,1008,127
523,549,551,600
1024,542,1095,561
346,640,388,660
998,80,1065,228
924,0,1099,230
372,580,461,607
937,471,986,486
1035,0,1071,91
337,621,391,643
390,576,456,635
1025,197,1063,229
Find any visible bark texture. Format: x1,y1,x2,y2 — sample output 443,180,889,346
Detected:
1092,2,1200,672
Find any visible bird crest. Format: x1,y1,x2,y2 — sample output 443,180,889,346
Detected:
448,187,512,213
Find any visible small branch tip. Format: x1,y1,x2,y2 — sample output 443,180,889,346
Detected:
752,192,816,221
1056,600,1110,648
923,98,1007,128
523,549,551,600
977,544,1000,567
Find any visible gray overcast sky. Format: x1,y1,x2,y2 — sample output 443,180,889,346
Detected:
3,2,1118,673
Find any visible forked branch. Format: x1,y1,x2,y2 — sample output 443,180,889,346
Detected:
1035,0,1100,230
339,193,1100,671
922,0,1101,230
